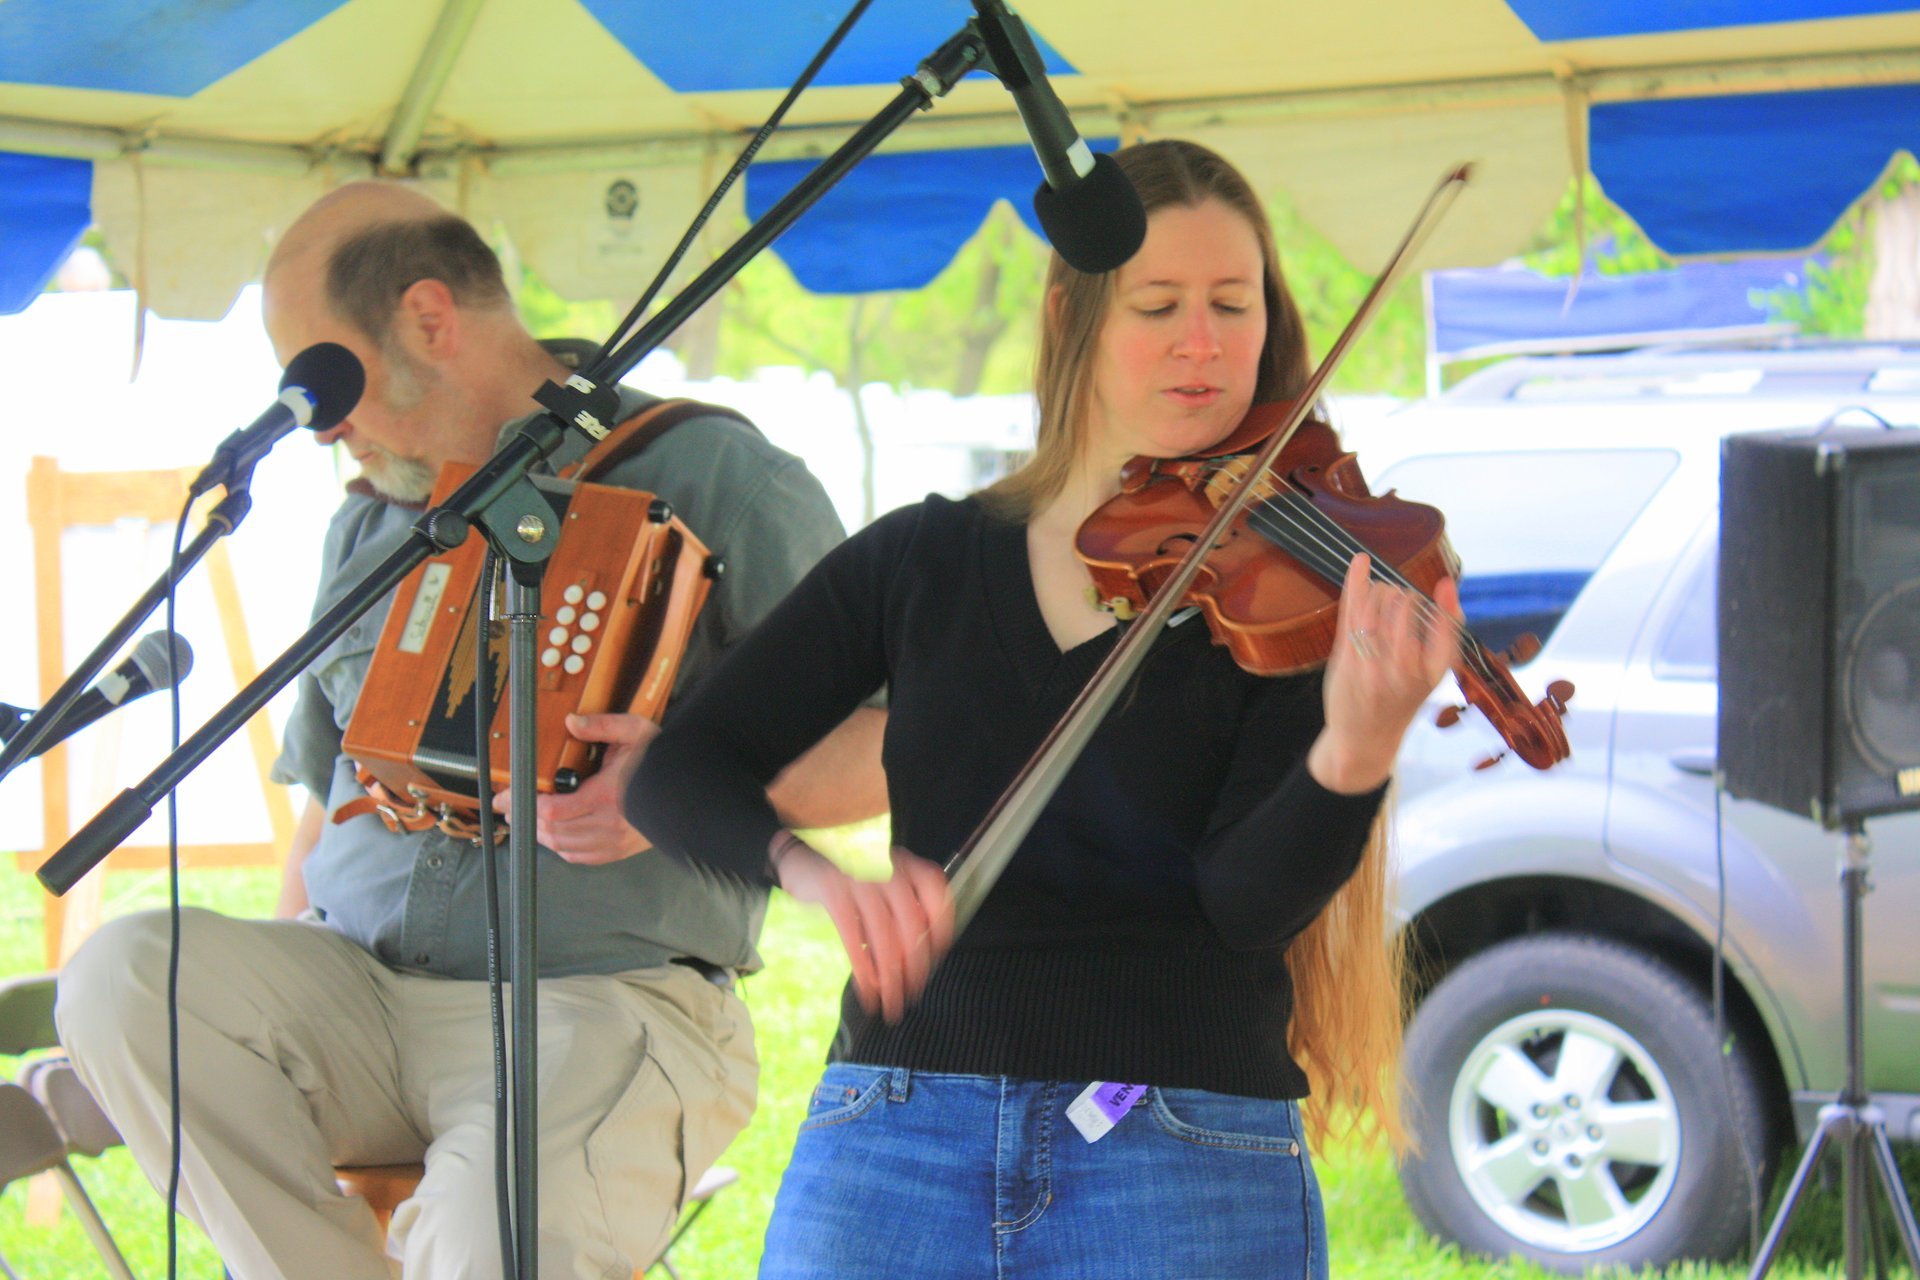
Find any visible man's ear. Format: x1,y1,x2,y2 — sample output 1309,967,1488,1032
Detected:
395,278,459,362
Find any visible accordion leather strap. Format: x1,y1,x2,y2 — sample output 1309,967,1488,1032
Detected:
558,397,752,484
334,769,501,843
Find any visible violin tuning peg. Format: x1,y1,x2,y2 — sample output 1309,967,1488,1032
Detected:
1501,634,1543,668
1472,752,1507,772
1434,705,1466,729
1545,679,1575,712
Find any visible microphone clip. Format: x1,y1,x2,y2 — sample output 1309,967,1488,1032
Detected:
533,375,623,444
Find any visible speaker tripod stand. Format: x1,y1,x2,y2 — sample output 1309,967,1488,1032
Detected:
1749,822,1920,1280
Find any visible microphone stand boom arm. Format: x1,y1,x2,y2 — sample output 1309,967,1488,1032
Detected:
35,20,992,896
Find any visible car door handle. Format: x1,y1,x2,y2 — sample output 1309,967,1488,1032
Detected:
1670,751,1717,778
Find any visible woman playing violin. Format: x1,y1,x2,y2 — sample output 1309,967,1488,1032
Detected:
627,138,1461,1280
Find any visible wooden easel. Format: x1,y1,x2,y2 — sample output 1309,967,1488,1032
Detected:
18,458,295,968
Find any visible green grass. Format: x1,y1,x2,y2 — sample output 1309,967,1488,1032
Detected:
1,843,1916,1278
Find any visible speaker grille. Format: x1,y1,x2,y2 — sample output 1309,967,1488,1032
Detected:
1720,425,1920,826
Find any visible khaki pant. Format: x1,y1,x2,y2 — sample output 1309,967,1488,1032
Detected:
55,908,757,1280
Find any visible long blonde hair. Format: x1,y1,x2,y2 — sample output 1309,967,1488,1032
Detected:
1289,801,1410,1152
987,138,1409,1151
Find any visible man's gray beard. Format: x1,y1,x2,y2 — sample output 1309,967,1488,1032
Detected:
361,448,438,503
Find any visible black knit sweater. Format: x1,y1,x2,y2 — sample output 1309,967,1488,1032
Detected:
627,494,1384,1099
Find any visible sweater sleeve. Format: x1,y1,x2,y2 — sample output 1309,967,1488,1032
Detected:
1191,670,1388,950
625,502,923,882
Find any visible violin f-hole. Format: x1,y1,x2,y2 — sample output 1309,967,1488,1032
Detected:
1154,530,1235,559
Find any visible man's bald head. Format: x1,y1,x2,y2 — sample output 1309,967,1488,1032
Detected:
267,181,510,345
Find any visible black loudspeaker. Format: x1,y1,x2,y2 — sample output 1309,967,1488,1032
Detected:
1719,425,1920,828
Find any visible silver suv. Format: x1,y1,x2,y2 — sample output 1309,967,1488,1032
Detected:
1346,343,1920,1271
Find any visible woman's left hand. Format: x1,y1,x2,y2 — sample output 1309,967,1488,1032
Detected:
1309,553,1462,794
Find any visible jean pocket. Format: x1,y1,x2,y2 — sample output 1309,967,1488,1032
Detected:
1148,1088,1304,1155
798,1066,891,1133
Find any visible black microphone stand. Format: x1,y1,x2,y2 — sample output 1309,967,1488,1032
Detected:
0,484,253,784
1748,821,1920,1280
40,23,995,1278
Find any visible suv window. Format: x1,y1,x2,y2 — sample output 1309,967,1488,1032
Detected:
1654,548,1718,681
1372,449,1679,650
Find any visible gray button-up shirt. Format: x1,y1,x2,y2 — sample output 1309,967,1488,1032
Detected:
272,393,846,979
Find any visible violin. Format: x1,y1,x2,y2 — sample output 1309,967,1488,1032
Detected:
1073,401,1574,771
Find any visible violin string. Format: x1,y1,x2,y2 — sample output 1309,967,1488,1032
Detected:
1258,495,1502,684
1244,497,1498,682
1200,468,1496,676
1198,467,1483,657
1256,490,1500,673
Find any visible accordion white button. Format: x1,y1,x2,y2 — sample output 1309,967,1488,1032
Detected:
563,655,585,675
540,648,562,668
580,612,601,632
547,626,568,646
556,606,577,625
586,591,608,611
570,634,592,654
563,584,586,605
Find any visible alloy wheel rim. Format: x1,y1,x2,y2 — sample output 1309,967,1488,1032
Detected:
1447,1008,1682,1253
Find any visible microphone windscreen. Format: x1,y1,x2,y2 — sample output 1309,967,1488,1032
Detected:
129,632,194,691
281,342,366,432
1033,153,1147,275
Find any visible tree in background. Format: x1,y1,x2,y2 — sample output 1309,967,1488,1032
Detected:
1264,190,1427,399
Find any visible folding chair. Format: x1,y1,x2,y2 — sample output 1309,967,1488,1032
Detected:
0,975,134,1280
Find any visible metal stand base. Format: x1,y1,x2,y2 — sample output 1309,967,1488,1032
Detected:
1749,826,1920,1280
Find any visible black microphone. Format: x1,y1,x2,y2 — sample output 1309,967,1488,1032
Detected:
11,633,194,762
188,342,365,497
971,0,1146,273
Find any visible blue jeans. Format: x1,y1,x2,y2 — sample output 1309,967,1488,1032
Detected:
760,1065,1327,1280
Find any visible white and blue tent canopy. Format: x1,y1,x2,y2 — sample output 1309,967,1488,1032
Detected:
2,0,1917,319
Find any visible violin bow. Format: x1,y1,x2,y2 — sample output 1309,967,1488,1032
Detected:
943,164,1472,931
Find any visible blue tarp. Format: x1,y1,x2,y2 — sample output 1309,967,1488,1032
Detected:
748,144,1110,293
1593,84,1920,255
1428,258,1815,360
0,153,91,314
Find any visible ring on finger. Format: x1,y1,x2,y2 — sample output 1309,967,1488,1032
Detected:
1349,627,1375,659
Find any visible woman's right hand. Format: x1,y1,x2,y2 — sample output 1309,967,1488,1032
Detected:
771,835,955,1024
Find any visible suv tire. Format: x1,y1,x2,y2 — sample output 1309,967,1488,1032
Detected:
1399,933,1774,1270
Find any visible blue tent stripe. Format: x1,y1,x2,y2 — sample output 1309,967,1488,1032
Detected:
0,0,348,96
1505,0,1919,41
585,0,1074,93
1592,84,1920,254
0,153,90,316
744,143,1128,294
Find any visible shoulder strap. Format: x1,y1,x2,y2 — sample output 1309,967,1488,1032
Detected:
559,397,755,483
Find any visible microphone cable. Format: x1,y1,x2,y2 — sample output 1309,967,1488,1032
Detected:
1711,769,1767,1257
471,549,518,1276
591,0,876,370
163,492,194,1280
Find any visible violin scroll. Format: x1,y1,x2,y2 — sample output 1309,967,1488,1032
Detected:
1447,650,1575,771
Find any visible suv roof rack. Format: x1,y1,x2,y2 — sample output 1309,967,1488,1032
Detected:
1442,340,1920,404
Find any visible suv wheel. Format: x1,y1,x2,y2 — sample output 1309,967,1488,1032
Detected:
1399,933,1775,1270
